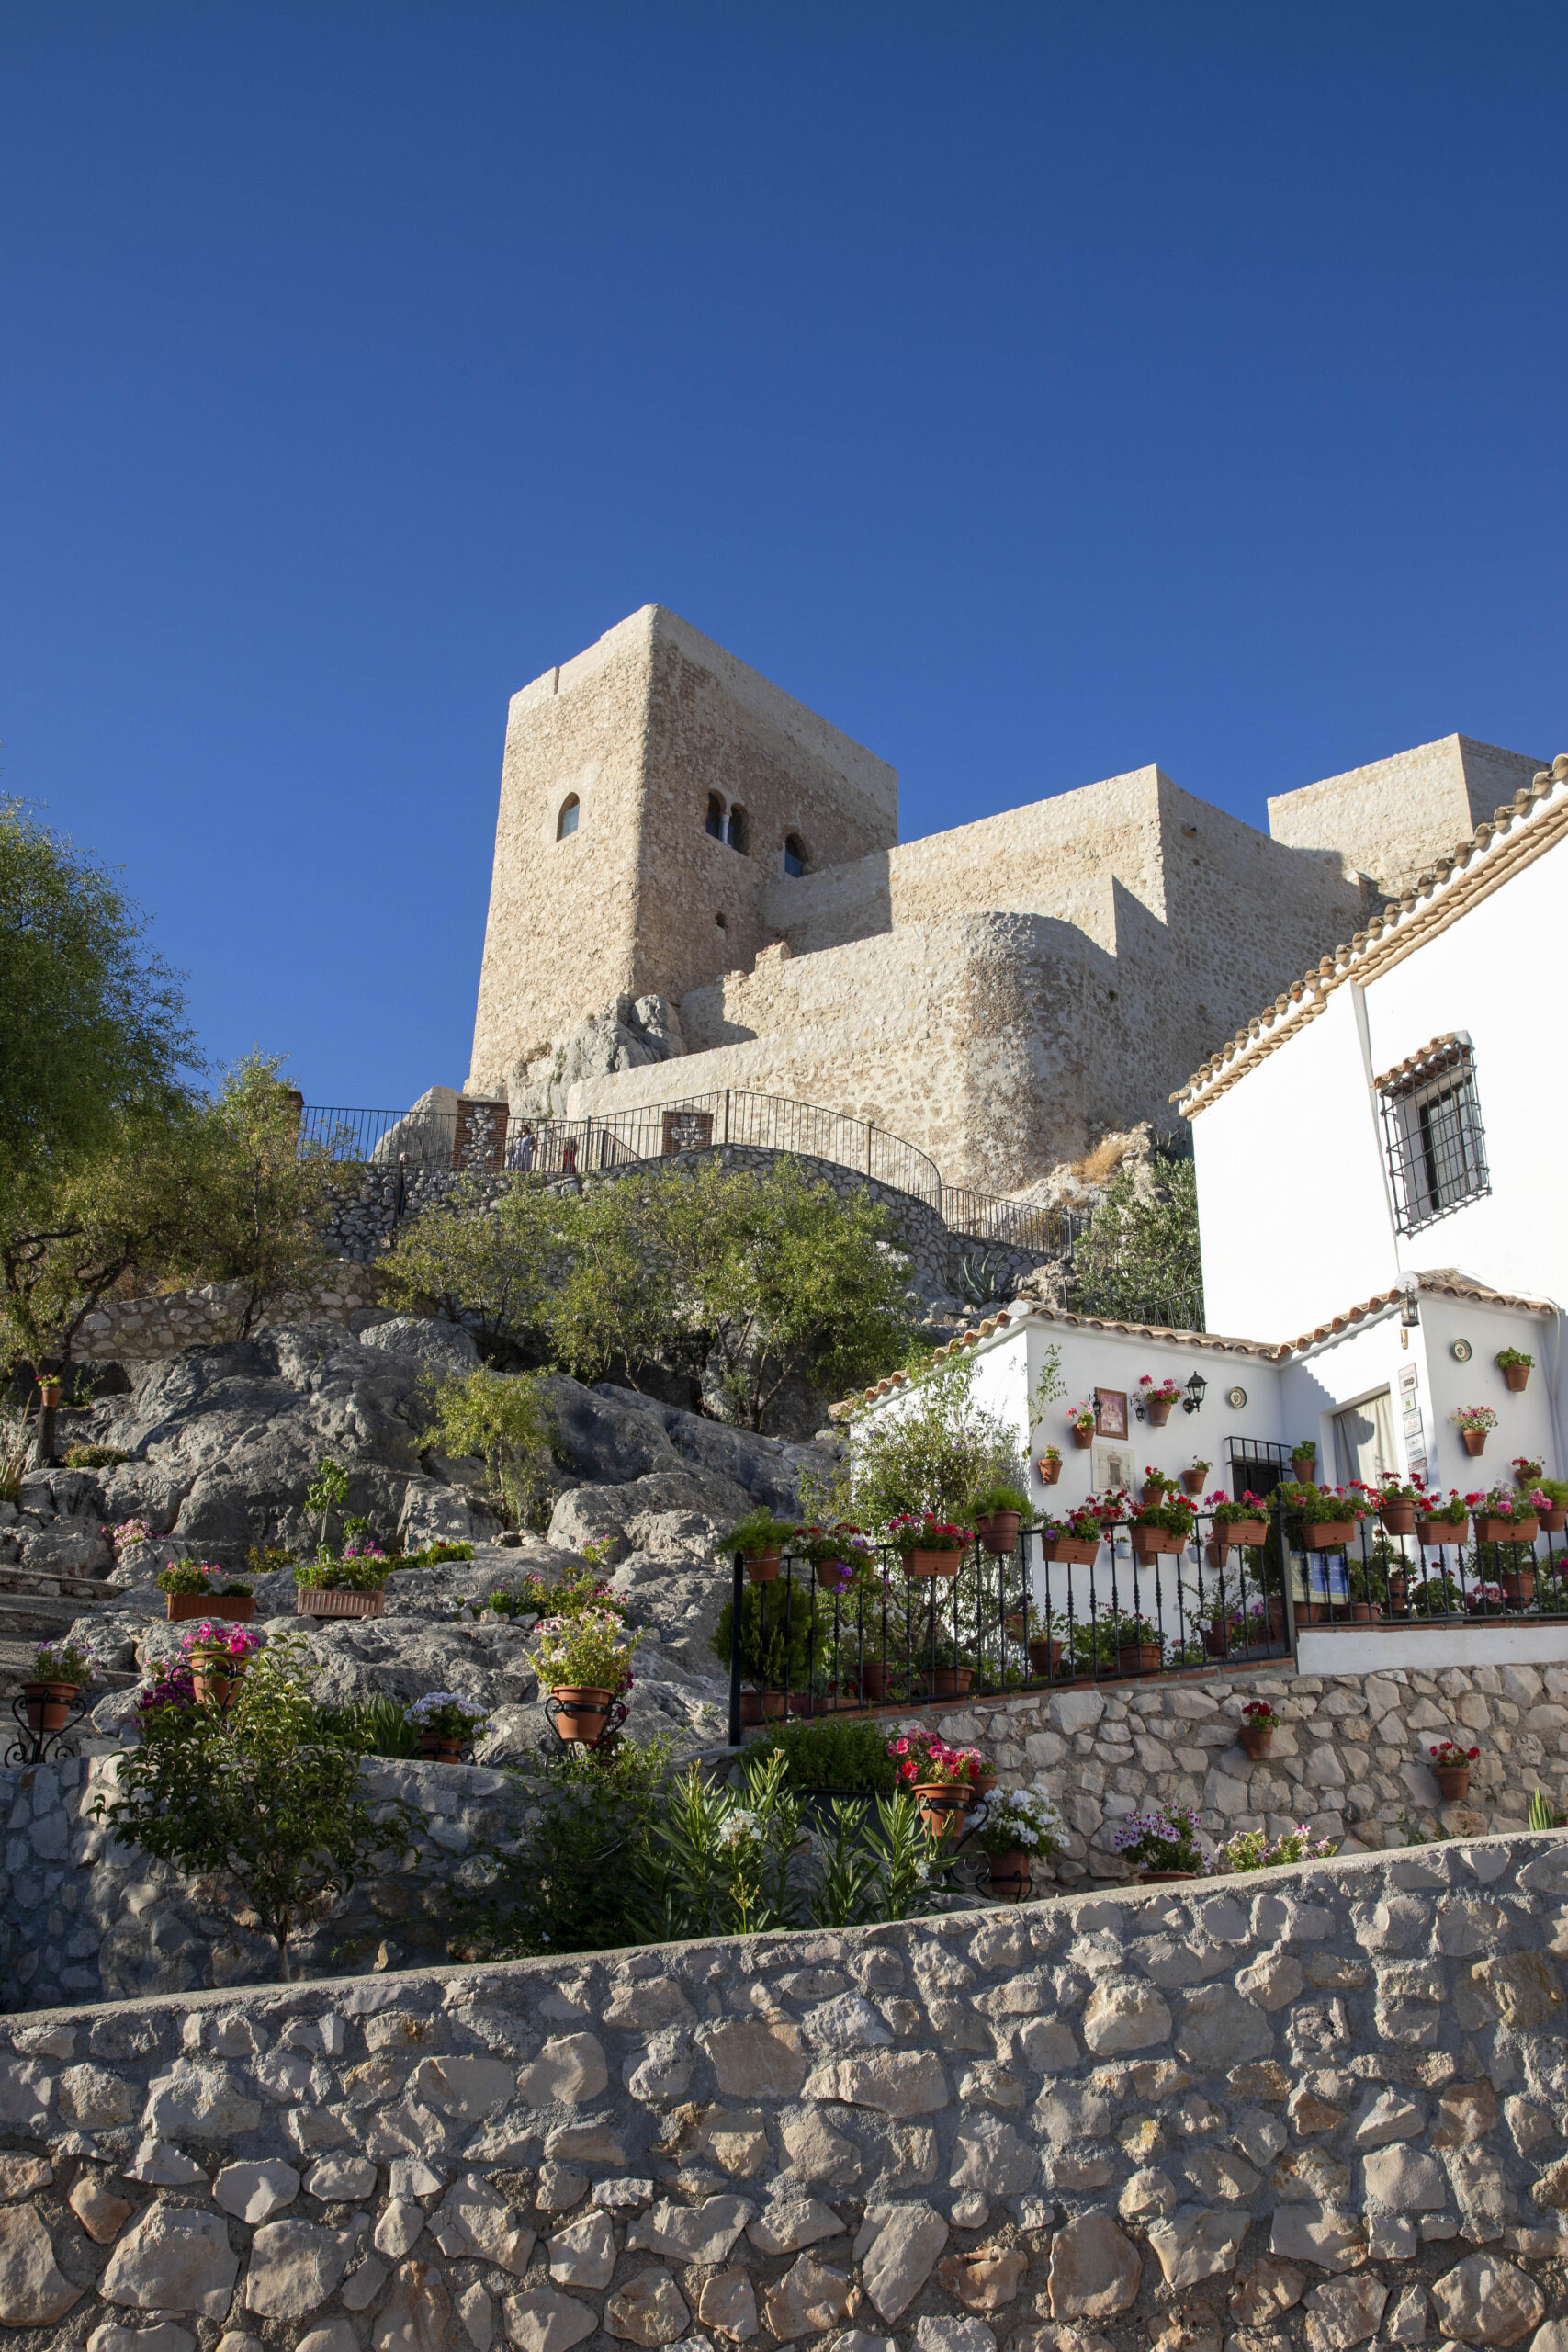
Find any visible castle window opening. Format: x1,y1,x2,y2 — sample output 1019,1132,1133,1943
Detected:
705,792,726,841
784,833,807,877
716,912,728,932
557,794,580,840
726,805,750,854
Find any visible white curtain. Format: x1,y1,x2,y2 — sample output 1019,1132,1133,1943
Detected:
1334,1389,1397,1486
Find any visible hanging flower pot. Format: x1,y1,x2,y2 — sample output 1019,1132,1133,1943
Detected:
1477,1515,1539,1545
1461,1430,1487,1457
1027,1635,1063,1675
1501,1568,1538,1605
1541,1508,1568,1533
1179,1468,1206,1497
971,1765,998,1795
812,1557,850,1589
1301,1521,1356,1551
1040,1534,1099,1566
1291,1450,1317,1477
1071,1425,1094,1449
986,1849,1032,1902
550,1685,615,1742
1145,1399,1172,1427
973,1511,1021,1557
1503,1362,1532,1393
1238,1724,1273,1759
914,1783,970,1840
745,1550,782,1584
1213,1518,1269,1551
20,1679,80,1735
1131,1523,1189,1560
1036,1455,1062,1485
1140,1478,1165,1506
1416,1515,1468,1547
1378,1501,1416,1537
1435,1764,1471,1801
739,1690,788,1724
1117,1641,1162,1675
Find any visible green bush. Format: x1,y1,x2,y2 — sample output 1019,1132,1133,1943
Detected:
63,1444,130,1468
708,1583,828,1690
743,1715,898,1793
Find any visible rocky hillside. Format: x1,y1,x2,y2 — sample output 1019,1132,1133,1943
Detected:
2,1317,829,1759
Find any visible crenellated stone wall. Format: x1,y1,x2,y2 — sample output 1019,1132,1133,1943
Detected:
2,1835,1567,2346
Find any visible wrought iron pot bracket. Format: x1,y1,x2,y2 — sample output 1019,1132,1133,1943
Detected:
5,1685,95,1768
538,1691,630,1758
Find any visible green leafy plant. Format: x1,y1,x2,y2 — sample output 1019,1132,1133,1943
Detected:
1068,1153,1203,1329
742,1715,900,1793
1496,1348,1535,1371
406,1540,475,1566
305,1457,350,1555
0,1412,30,1504
818,1352,1025,1534
421,1366,554,1530
969,1480,1031,1518
156,1563,212,1596
1538,1478,1568,1508
535,1607,640,1692
321,1693,423,1758
718,1506,800,1559
30,1639,91,1683
245,1543,294,1577
1133,1495,1196,1537
1529,1788,1560,1831
294,1555,394,1592
63,1443,130,1468
94,1634,416,1976
709,1582,827,1691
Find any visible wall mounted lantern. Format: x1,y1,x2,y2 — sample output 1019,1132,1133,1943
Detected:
1182,1372,1207,1415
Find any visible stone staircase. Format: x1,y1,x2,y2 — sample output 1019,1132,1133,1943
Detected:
0,1563,137,1701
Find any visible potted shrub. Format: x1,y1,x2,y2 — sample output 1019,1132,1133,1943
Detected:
295,1553,395,1618
1345,1559,1385,1623
20,1640,91,1734
970,1481,1030,1557
1408,1568,1465,1618
1068,1402,1097,1450
710,1585,821,1722
1022,1603,1066,1675
888,1512,972,1579
1536,1476,1568,1534
1236,1697,1279,1759
1111,1802,1205,1881
1474,1486,1540,1547
1290,1439,1317,1479
1138,1374,1182,1428
1415,1488,1472,1547
1204,1489,1270,1556
1140,1464,1177,1505
974,1783,1066,1901
721,1507,801,1585
183,1622,261,1708
1036,1445,1063,1486
916,1633,976,1701
1040,1489,1122,1566
407,1691,491,1761
1283,1480,1371,1552
1180,1458,1211,1498
1111,1611,1163,1674
1453,1405,1497,1457
536,1607,641,1743
1429,1738,1479,1802
1497,1348,1534,1394
1130,1493,1196,1562
1371,1474,1424,1538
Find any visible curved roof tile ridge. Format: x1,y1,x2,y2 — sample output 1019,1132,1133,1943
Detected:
1173,757,1568,1116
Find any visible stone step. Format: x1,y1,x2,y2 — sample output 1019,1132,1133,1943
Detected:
0,1640,137,1702
0,1565,119,1604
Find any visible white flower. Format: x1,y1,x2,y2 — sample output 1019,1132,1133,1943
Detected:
716,1808,763,1850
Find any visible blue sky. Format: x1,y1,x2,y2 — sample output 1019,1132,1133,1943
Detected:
4,3,1565,1109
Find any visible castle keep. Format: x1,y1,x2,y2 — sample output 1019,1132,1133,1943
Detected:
468,605,1539,1194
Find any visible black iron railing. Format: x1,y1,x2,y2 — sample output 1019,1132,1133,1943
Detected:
723,1489,1568,1741
299,1091,1091,1259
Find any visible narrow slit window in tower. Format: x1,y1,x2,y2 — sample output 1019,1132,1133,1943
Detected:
705,793,726,840
727,805,749,854
557,794,580,840
784,833,807,877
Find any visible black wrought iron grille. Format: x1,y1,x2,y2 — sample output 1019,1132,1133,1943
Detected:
1379,1047,1490,1235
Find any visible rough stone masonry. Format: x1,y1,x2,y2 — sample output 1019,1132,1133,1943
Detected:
3,1833,1568,2352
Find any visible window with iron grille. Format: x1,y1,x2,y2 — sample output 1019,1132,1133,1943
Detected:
1377,1035,1490,1234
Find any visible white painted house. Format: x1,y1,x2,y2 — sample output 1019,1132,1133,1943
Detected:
847,760,1568,1675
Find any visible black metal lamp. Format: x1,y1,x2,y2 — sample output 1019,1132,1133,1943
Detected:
1182,1372,1207,1415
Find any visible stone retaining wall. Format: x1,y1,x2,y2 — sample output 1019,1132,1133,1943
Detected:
72,1268,388,1365
6,1659,1568,2018
2,1834,1566,2349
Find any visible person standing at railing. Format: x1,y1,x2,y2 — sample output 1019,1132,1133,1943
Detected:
513,1125,536,1172
562,1136,579,1175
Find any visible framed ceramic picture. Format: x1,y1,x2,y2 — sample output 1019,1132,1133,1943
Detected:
1094,1386,1128,1441
1093,1438,1137,1494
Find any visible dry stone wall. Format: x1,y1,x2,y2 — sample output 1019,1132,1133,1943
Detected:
72,1270,388,1366
3,1834,1568,2350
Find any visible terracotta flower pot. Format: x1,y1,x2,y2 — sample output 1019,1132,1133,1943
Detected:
1388,1570,1408,1615
1180,1469,1206,1497
1501,1569,1537,1605
1145,1399,1173,1426
1203,1620,1237,1657
813,1559,852,1589
914,1783,970,1839
1139,1868,1198,1883
1131,1524,1187,1560
1416,1517,1468,1547
972,1768,998,1794
1378,1502,1416,1536
189,1651,248,1708
1213,1518,1269,1550
905,1548,961,1578
164,1593,212,1621
973,1511,1021,1557
1291,1453,1316,1477
1040,1535,1099,1566
20,1679,79,1734
1434,1764,1471,1801
1477,1516,1539,1545
297,1588,386,1618
986,1848,1032,1901
1504,1363,1531,1392
1027,1636,1063,1675
739,1690,788,1724
1117,1641,1161,1675
1036,1456,1062,1485
417,1733,465,1761
1541,1508,1567,1533
1071,1426,1094,1449
919,1668,975,1699
1141,1478,1165,1506
1300,1521,1356,1551
209,1596,255,1623
1346,1602,1381,1623
1238,1724,1273,1759
1004,1611,1027,1638
745,1550,781,1584
1461,1430,1487,1456
857,1662,886,1702
551,1684,615,1741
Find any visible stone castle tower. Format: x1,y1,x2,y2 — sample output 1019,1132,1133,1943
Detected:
468,605,1540,1196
